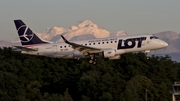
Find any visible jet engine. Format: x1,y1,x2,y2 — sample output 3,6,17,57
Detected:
109,55,120,60
103,49,116,58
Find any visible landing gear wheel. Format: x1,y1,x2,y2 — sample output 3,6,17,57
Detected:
88,59,97,64
93,59,97,65
145,51,150,59
88,58,97,64
88,54,97,64
89,59,94,64
93,61,97,65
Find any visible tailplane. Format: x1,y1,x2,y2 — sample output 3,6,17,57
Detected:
14,20,49,46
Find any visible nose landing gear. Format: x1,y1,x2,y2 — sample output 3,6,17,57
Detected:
145,50,150,59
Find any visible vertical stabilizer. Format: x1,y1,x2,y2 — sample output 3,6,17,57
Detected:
14,20,48,46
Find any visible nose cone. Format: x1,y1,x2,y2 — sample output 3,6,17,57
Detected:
162,41,168,47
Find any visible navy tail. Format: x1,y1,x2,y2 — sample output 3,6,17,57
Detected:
14,20,48,46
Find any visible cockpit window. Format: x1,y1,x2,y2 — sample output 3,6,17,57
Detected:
150,36,159,39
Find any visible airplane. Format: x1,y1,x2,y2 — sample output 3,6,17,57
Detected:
13,19,168,64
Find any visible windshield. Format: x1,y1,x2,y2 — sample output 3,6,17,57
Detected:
150,36,159,39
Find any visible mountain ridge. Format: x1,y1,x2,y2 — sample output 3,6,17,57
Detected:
36,20,127,42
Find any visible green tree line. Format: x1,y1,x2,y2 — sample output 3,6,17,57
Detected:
0,47,179,101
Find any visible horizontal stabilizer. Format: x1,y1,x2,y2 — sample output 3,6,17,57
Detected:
14,46,38,51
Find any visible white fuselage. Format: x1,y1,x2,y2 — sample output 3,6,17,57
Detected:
21,34,168,59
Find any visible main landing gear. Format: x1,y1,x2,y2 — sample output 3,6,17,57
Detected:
88,54,97,64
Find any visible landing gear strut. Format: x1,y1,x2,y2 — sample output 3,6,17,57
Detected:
145,52,149,59
88,54,97,64
145,50,150,59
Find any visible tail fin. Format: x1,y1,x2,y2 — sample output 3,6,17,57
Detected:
14,20,48,46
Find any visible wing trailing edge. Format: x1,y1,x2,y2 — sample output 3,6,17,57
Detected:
61,35,102,54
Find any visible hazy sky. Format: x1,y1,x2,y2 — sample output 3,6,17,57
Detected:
0,0,180,40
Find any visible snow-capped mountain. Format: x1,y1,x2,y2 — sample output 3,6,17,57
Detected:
0,40,20,47
37,26,71,41
36,20,126,42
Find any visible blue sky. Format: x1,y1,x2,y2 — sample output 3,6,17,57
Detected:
0,0,180,40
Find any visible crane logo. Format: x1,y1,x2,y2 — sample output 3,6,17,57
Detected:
17,25,34,42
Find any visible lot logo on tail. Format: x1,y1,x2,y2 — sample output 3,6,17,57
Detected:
18,25,34,42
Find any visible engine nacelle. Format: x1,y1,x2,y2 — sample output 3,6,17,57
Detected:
103,49,116,58
109,55,121,60
73,51,83,58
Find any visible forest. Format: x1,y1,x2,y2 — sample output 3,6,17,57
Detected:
0,47,179,101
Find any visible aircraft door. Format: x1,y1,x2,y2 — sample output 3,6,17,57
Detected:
142,38,146,46
146,36,150,44
52,45,58,54
140,37,147,46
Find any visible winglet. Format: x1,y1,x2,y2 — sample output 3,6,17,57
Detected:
61,35,70,44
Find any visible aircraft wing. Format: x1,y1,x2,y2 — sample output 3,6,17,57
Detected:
14,46,38,51
61,35,102,55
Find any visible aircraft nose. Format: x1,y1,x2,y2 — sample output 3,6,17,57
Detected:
162,41,168,47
